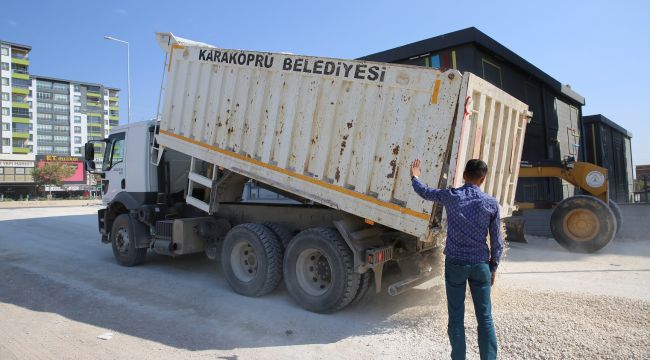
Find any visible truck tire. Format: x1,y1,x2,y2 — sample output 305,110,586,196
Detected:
110,214,147,266
283,227,360,313
550,195,617,253
221,223,283,297
263,222,295,249
609,200,622,235
350,271,373,305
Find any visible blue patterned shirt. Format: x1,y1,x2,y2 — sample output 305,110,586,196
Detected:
412,177,503,272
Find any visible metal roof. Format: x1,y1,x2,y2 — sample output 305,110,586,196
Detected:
583,114,633,138
0,40,31,51
359,27,585,105
31,74,119,91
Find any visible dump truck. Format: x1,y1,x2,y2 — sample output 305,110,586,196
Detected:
84,33,530,313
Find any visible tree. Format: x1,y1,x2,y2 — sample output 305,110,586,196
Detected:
32,162,76,198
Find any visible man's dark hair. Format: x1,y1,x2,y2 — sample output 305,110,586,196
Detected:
464,159,488,180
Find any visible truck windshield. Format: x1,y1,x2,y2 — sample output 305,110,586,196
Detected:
102,132,125,171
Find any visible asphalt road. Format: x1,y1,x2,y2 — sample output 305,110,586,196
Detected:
1,206,648,359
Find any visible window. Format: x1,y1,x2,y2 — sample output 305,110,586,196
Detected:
37,92,52,100
103,132,125,170
0,62,8,71
74,136,82,144
37,145,53,152
104,100,108,105
73,85,80,92
53,94,69,102
38,102,52,110
53,104,69,112
74,147,81,155
1,107,8,116
1,78,8,86
1,93,8,101
74,126,81,133
53,125,69,132
54,114,69,122
54,135,70,142
481,59,503,89
1,123,9,131
52,82,68,91
38,134,53,141
37,124,52,131
104,110,108,115
15,168,25,175
37,113,53,121
2,138,9,146
74,95,81,103
54,146,68,154
37,80,52,89
1,47,8,56
74,116,81,123
74,106,81,112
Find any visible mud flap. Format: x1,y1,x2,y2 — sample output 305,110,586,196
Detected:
504,217,527,243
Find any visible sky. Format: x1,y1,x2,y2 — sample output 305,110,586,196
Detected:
2,0,649,166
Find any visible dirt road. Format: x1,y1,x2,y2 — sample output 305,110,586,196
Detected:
1,207,648,359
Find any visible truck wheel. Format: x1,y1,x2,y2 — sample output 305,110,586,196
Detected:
110,214,147,266
263,222,295,249
350,271,373,305
283,227,360,313
550,195,617,253
609,200,622,235
222,223,283,297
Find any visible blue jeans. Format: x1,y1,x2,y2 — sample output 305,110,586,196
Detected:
445,257,497,360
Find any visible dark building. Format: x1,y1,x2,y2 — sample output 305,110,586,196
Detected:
360,27,586,204
582,114,633,203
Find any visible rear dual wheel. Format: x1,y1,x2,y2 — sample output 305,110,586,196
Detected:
221,223,283,297
283,228,360,313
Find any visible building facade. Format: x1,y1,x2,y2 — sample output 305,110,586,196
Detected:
0,39,119,198
582,114,634,203
32,76,119,164
0,40,35,197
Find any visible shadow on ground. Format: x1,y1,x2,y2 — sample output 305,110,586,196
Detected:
0,214,446,351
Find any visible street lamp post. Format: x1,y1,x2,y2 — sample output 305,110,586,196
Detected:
103,36,131,124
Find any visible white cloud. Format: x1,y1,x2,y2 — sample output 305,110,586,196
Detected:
114,8,127,16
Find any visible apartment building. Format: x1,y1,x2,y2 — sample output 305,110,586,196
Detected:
0,40,35,197
32,75,119,163
0,39,119,198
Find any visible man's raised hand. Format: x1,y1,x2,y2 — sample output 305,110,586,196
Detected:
410,159,421,178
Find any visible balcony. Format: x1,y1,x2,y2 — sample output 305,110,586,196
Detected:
12,101,30,109
109,106,119,111
88,132,103,137
109,115,119,121
87,101,102,107
11,56,29,66
11,72,30,80
12,116,31,124
87,123,103,128
86,92,101,98
12,146,30,154
109,96,119,102
11,87,29,95
12,131,30,139
86,112,103,118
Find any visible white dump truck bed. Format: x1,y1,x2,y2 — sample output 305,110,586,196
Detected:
155,32,530,240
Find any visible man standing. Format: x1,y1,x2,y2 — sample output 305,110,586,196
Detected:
410,158,502,360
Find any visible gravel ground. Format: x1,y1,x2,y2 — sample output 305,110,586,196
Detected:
0,207,649,359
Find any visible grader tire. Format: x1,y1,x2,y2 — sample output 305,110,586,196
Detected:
550,195,616,253
608,200,622,235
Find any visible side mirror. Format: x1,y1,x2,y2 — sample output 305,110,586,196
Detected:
85,160,96,171
84,142,95,161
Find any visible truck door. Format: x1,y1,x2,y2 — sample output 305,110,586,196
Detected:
102,132,126,204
